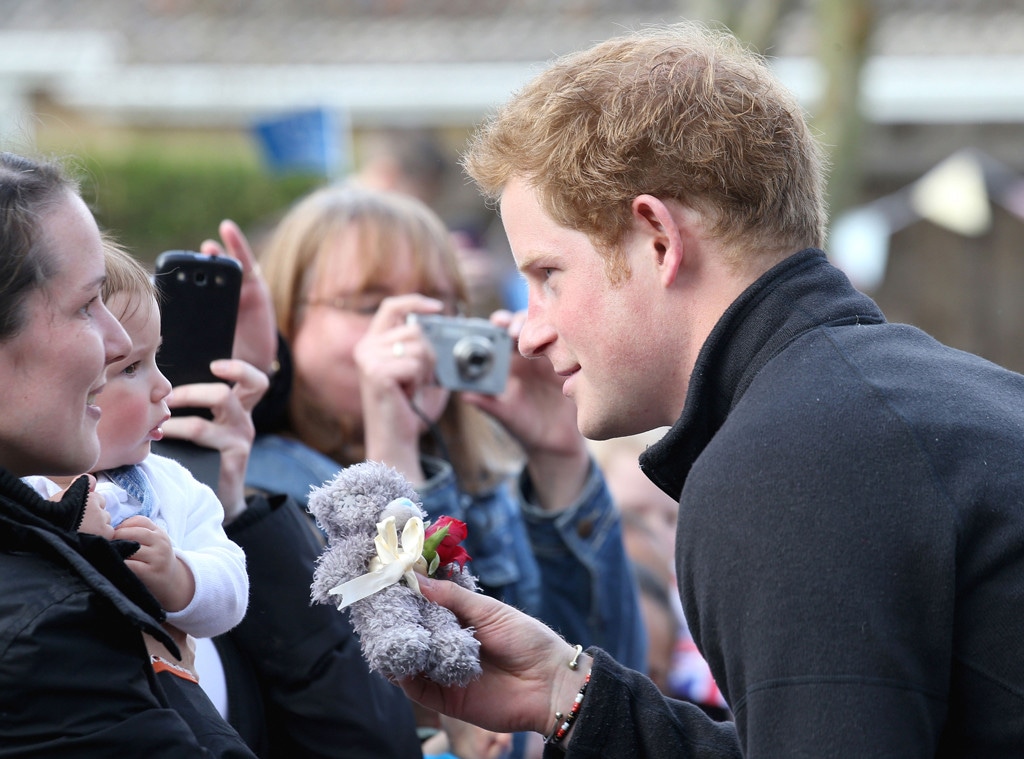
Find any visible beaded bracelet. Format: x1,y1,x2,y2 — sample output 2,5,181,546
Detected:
545,671,591,747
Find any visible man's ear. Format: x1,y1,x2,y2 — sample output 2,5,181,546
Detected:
631,194,686,286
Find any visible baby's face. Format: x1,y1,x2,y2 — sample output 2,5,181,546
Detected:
93,293,172,471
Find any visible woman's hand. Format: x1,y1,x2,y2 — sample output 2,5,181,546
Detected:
462,309,591,511
200,219,279,376
353,294,449,485
161,358,269,522
47,474,114,539
398,576,591,738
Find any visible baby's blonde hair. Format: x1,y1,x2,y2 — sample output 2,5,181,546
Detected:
100,236,157,322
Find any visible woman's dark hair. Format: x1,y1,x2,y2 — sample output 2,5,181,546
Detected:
0,152,77,340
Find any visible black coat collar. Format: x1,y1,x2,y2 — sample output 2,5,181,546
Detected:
640,249,885,500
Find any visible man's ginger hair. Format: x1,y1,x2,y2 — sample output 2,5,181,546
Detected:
462,21,828,277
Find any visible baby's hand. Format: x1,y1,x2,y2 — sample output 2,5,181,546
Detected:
114,517,196,613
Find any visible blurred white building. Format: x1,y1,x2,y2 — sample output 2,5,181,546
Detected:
0,0,1022,175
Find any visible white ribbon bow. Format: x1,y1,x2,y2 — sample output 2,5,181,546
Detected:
328,509,428,609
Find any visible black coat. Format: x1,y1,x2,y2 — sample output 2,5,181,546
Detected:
0,469,255,757
554,250,1024,757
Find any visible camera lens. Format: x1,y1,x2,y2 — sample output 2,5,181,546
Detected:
453,335,495,381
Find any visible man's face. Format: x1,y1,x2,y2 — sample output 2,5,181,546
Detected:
500,177,668,440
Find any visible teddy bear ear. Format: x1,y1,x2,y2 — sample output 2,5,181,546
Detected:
305,482,348,543
380,495,427,526
306,461,410,540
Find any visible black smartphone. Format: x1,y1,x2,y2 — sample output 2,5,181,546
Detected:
153,250,242,406
151,251,242,490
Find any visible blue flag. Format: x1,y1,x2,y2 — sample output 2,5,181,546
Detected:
252,107,345,177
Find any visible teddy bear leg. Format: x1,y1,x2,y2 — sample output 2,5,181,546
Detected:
352,587,433,681
419,599,482,687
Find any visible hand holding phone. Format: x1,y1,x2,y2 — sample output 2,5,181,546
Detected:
154,250,242,403
152,251,242,489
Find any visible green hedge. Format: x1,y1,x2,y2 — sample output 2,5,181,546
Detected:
74,151,324,264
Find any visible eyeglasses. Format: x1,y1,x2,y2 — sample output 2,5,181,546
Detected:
303,291,464,318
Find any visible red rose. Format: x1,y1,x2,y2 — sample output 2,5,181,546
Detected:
422,516,471,573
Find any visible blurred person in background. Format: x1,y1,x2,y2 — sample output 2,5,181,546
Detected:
350,127,525,319
241,184,643,666
631,558,680,697
350,127,449,209
422,713,513,759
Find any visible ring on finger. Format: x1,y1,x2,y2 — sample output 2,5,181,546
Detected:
392,341,406,358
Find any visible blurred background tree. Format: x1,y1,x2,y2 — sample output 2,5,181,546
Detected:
73,147,321,265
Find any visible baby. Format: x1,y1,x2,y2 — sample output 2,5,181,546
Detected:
25,241,248,640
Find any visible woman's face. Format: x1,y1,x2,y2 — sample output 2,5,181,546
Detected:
0,192,131,477
290,226,453,430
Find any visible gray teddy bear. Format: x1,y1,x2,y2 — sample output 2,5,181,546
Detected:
309,460,482,687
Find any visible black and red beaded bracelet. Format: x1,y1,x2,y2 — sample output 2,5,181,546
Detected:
545,670,591,747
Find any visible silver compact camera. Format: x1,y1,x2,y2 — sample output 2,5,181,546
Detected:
409,314,512,395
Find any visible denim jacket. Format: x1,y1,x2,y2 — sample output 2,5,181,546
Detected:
246,433,646,670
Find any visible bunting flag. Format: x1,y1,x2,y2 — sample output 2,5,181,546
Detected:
252,107,347,177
